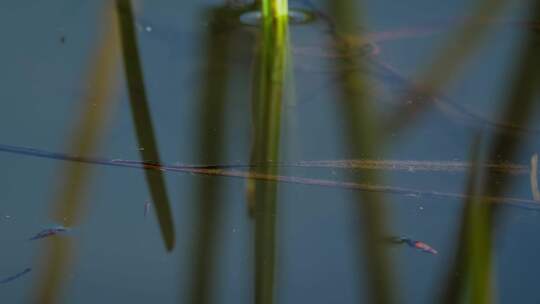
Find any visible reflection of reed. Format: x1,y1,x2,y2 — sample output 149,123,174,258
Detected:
477,0,540,221
303,0,538,136
438,136,493,304
328,0,396,302
414,0,509,96
186,5,237,304
380,0,512,135
32,3,120,303
116,0,175,252
438,1,540,303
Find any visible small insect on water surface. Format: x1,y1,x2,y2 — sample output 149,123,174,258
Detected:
0,268,31,284
28,226,70,241
387,236,438,255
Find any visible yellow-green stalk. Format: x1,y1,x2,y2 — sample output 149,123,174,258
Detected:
33,3,120,303
261,0,288,19
250,4,292,304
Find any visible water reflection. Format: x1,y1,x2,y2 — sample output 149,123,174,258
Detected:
185,3,251,304
0,0,538,303
326,0,396,302
438,1,540,303
32,3,120,303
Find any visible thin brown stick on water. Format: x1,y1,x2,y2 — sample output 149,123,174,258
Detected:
288,159,529,174
0,143,538,209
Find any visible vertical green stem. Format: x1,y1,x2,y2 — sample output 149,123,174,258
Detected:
262,0,289,19
116,0,175,252
250,13,290,304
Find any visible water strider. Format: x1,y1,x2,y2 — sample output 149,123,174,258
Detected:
387,236,438,255
0,268,31,285
28,226,70,241
0,226,70,285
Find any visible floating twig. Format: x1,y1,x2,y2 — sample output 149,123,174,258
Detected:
0,143,538,209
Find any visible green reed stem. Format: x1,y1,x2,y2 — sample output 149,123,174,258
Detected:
251,11,291,304
262,0,288,19
116,0,176,252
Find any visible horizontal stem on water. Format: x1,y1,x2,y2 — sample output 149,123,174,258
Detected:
0,143,537,209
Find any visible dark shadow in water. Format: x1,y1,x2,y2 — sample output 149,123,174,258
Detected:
327,0,396,303
116,0,175,251
437,1,540,302
185,5,243,304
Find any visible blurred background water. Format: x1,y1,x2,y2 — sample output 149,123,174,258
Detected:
0,0,539,303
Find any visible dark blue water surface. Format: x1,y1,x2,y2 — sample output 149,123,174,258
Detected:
0,0,539,303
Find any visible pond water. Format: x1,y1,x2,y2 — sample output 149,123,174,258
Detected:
0,0,539,303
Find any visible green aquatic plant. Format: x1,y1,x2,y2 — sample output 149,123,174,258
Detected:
116,0,175,252
250,7,291,304
261,0,288,19
3,0,535,303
